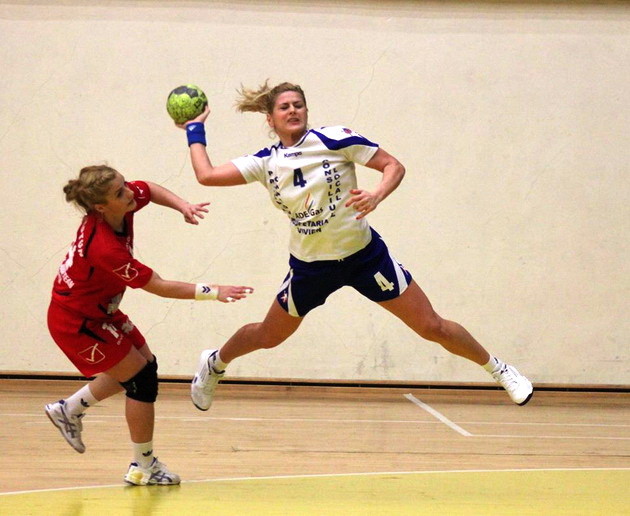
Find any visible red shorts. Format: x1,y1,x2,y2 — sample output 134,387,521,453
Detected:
48,301,146,377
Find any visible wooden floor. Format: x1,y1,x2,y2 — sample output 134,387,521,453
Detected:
0,379,628,515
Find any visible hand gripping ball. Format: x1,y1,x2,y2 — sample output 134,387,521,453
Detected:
166,84,208,124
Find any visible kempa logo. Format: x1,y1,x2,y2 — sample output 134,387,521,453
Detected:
113,262,139,282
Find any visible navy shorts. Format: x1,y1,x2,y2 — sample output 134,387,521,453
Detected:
276,228,413,317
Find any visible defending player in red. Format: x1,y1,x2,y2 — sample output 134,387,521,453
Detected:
45,165,253,485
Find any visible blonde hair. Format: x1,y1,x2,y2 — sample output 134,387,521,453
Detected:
63,165,118,213
235,79,307,115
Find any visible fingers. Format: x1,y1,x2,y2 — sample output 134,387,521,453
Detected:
183,203,210,224
345,189,365,208
176,107,210,129
346,189,377,219
221,287,254,303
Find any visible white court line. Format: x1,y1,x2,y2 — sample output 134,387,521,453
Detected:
14,413,630,440
1,466,628,497
5,413,630,428
403,393,472,436
11,413,630,430
479,434,630,441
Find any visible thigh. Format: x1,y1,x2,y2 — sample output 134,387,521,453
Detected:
102,345,149,383
377,280,439,332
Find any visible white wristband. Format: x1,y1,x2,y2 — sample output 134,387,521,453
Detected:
195,283,219,301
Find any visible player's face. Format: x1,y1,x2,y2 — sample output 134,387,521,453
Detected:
267,91,308,145
95,173,136,219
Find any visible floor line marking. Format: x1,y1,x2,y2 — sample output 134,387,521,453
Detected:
1,467,628,497
6,413,630,428
404,393,472,436
476,433,630,441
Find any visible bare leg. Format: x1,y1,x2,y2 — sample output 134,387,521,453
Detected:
378,280,490,365
104,344,154,443
219,300,303,364
379,281,534,405
88,374,124,401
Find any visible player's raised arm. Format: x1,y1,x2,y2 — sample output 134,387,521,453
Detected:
172,103,247,187
145,181,209,225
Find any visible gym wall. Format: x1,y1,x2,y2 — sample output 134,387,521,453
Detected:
0,0,628,386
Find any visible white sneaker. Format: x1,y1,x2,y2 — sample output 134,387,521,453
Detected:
124,457,181,486
491,364,534,406
45,399,86,453
191,349,225,411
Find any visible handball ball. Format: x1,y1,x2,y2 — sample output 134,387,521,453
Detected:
166,84,208,124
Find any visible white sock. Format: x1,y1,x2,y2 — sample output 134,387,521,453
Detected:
133,441,154,469
65,385,98,415
483,356,503,373
211,351,228,372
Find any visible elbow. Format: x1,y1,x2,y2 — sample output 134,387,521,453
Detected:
193,167,213,186
396,161,406,183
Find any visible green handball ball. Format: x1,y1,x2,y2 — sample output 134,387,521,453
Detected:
166,84,208,124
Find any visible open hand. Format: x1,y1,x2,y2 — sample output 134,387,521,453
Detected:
181,202,210,225
345,189,380,220
217,286,254,303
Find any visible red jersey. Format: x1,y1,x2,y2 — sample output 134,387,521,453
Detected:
51,181,154,320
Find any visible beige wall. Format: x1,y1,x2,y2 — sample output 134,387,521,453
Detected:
1,1,628,385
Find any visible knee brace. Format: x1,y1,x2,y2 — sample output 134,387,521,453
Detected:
120,357,158,403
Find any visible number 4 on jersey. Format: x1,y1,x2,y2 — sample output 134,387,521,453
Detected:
374,272,394,292
293,168,307,188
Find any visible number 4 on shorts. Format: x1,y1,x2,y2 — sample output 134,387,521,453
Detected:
374,272,394,291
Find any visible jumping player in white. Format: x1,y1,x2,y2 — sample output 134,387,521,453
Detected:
177,80,533,411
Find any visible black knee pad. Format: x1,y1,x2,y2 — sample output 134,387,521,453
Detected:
120,357,158,403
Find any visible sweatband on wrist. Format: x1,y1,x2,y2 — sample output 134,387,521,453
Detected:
195,283,219,300
186,123,207,146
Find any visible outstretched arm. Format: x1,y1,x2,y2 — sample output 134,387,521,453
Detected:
345,148,406,220
178,106,248,187
146,181,209,225
141,271,253,304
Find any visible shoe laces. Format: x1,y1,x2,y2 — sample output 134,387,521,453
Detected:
149,458,175,482
201,371,223,394
494,365,520,390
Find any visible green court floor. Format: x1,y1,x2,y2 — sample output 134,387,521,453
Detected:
1,468,628,516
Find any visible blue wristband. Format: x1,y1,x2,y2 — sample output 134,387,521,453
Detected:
186,123,207,146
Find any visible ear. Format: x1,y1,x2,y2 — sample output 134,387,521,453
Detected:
266,113,274,129
93,203,106,214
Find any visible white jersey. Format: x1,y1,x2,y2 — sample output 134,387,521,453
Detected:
232,126,379,262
